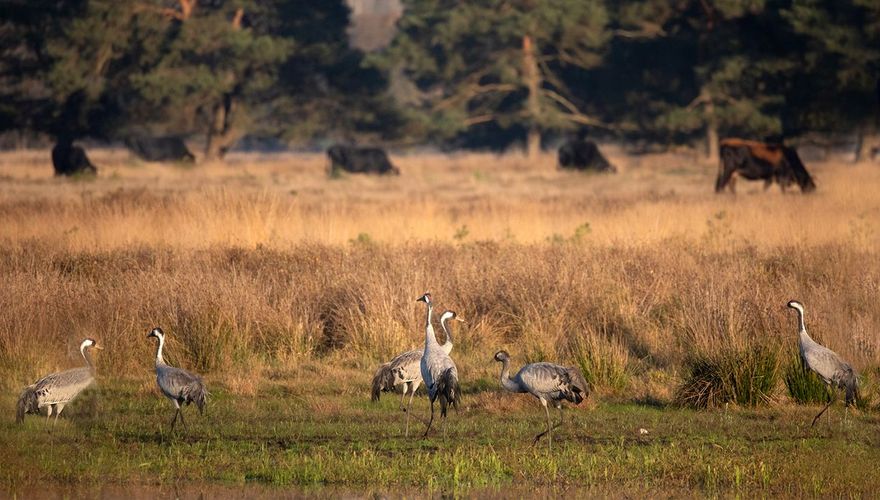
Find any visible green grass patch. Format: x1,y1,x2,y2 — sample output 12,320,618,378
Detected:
2,381,879,496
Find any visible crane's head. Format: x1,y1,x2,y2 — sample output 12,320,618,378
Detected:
79,338,103,352
440,310,465,323
415,292,432,304
787,300,804,314
493,350,510,363
147,327,165,340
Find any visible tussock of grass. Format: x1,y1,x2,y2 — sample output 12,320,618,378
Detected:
675,343,780,409
783,356,831,405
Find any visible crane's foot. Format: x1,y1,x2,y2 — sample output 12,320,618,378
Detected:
532,422,562,445
810,401,834,428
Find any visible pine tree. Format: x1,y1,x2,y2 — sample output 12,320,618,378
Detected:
381,0,611,159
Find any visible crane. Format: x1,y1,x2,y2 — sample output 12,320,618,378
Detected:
147,327,207,432
493,350,589,449
371,310,464,436
417,292,460,437
16,338,103,425
787,300,859,426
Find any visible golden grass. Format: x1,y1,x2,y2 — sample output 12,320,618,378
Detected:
0,148,878,406
0,148,877,250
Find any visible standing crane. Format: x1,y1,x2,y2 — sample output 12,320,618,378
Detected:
16,338,103,425
371,310,464,436
493,350,589,449
147,327,207,432
787,300,859,426
417,292,461,437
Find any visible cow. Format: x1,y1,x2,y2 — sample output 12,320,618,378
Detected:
326,145,399,176
52,140,97,176
126,136,196,163
716,138,816,194
557,139,617,173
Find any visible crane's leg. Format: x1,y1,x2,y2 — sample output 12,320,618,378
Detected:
170,401,181,431
423,396,436,438
54,404,65,427
178,406,189,433
811,388,835,428
404,383,419,438
533,399,557,450
45,405,53,425
399,383,408,412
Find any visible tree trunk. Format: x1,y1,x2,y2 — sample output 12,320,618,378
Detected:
204,94,237,161
522,35,541,161
704,88,719,163
855,125,878,163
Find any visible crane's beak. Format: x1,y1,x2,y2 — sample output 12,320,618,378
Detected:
93,345,104,350
455,316,466,323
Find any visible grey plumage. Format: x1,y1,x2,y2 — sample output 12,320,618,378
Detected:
370,310,460,402
371,310,462,436
494,350,590,449
371,362,395,402
787,300,859,426
147,327,207,432
417,293,461,437
16,338,102,425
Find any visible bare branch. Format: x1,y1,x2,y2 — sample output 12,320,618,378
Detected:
434,83,518,110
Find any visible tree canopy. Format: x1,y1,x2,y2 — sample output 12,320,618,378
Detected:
0,0,876,159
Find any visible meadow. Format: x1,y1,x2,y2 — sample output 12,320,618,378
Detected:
1,148,879,496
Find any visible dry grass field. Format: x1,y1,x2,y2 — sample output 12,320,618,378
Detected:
1,147,879,495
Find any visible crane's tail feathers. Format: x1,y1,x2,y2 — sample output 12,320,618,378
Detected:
187,380,208,415
436,369,460,418
843,371,860,407
565,367,591,405
16,385,38,424
371,362,394,402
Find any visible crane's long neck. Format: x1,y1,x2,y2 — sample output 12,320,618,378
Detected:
155,336,167,365
794,308,811,343
81,346,95,373
424,301,439,348
498,359,524,393
440,316,453,347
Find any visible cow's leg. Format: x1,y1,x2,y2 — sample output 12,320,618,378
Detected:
715,162,736,193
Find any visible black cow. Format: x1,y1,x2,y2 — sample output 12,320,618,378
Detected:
716,138,815,194
126,136,195,162
52,140,97,176
557,139,617,173
327,145,399,176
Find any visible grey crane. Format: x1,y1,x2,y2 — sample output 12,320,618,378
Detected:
787,300,859,426
147,327,207,432
493,350,589,449
371,310,464,436
417,292,461,437
16,338,103,425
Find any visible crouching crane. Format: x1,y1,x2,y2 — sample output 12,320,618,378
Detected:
147,327,207,432
787,300,859,426
16,338,103,425
493,350,589,449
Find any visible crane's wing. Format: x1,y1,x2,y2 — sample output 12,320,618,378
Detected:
32,367,94,404
518,363,589,405
389,350,422,383
802,344,850,384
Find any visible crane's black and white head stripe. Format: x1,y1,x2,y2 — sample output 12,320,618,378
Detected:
416,292,432,304
441,310,465,323
493,350,510,362
787,300,804,314
147,327,165,339
80,338,102,351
